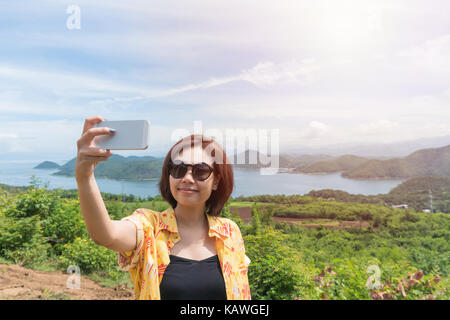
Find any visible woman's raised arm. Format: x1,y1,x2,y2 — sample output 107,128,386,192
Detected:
75,115,137,252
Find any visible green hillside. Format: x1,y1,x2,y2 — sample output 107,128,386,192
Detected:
53,154,164,181
296,154,370,174
34,161,61,169
342,145,450,179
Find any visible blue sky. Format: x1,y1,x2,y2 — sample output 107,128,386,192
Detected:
1,0,450,161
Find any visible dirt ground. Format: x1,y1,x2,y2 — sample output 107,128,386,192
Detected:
0,264,134,300
231,206,372,230
272,216,371,229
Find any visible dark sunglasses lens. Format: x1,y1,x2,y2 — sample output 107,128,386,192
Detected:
170,163,187,179
193,163,212,180
169,161,212,180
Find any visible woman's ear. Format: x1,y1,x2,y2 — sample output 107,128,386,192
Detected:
212,174,220,191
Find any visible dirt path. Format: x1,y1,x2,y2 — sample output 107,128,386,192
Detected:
0,264,134,300
231,206,372,229
272,216,371,229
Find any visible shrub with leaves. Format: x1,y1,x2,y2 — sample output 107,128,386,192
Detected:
369,269,446,300
2,232,51,267
245,227,303,299
41,199,88,255
0,215,41,253
5,186,60,220
59,237,118,274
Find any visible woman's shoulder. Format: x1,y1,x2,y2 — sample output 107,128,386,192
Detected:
121,207,162,230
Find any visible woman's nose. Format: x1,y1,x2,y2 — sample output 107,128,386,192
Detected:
181,167,195,181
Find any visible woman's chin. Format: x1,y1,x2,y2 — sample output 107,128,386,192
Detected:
175,198,202,206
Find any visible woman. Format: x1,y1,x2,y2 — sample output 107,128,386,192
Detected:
75,115,251,300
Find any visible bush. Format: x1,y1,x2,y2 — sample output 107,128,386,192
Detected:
5,187,61,220
41,199,88,254
245,227,303,299
2,232,51,267
0,215,41,253
59,237,118,274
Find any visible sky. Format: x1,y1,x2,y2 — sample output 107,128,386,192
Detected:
1,0,450,162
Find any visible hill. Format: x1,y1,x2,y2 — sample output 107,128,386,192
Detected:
342,145,450,179
233,149,332,170
34,161,60,169
290,145,450,180
286,134,450,158
53,154,164,181
294,155,370,174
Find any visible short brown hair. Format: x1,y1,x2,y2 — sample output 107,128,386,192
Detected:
158,134,234,216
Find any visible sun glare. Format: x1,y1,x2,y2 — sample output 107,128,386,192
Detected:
295,1,386,57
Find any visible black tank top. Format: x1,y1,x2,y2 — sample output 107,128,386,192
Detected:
160,254,227,300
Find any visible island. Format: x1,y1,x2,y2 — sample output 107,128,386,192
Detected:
34,161,61,170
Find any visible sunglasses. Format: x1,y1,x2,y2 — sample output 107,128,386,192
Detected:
168,160,215,181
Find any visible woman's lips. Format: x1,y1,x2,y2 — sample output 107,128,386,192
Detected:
178,188,198,194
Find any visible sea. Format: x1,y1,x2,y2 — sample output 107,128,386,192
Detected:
0,160,406,199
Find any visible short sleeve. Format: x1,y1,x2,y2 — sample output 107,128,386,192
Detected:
117,209,150,272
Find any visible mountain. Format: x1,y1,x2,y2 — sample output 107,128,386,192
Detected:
294,155,370,174
232,149,333,170
342,145,450,179
53,154,164,181
34,161,61,169
50,144,450,181
286,134,450,158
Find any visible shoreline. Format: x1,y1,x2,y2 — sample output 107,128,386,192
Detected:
52,170,406,182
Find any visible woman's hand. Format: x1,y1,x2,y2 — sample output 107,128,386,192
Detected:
75,115,115,181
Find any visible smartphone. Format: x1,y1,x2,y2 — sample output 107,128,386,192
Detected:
93,120,149,150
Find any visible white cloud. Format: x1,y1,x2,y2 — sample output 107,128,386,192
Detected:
297,121,330,139
0,65,149,95
1,0,450,159
240,59,319,87
155,59,318,96
279,119,450,149
396,34,450,72
0,119,182,158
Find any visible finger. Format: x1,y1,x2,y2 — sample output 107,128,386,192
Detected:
82,115,105,135
83,155,109,162
79,127,115,145
80,147,112,157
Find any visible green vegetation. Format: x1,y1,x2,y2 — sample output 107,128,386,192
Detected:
53,154,164,181
235,175,450,213
0,175,448,299
291,145,450,180
34,161,61,169
297,154,370,174
342,145,450,179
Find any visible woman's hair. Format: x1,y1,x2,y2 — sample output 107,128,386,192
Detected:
158,134,234,216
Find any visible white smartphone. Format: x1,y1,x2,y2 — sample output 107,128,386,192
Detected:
93,120,149,150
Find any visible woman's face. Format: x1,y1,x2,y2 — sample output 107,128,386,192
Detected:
169,146,220,208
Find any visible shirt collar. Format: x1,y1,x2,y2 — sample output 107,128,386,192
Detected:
159,206,231,239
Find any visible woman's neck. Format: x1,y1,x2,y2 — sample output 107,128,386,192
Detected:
174,204,207,229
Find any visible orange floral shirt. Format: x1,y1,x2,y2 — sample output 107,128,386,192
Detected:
117,206,251,300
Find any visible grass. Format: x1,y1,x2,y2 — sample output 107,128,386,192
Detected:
0,255,13,265
229,201,278,208
85,270,133,289
39,288,73,300
28,259,61,272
